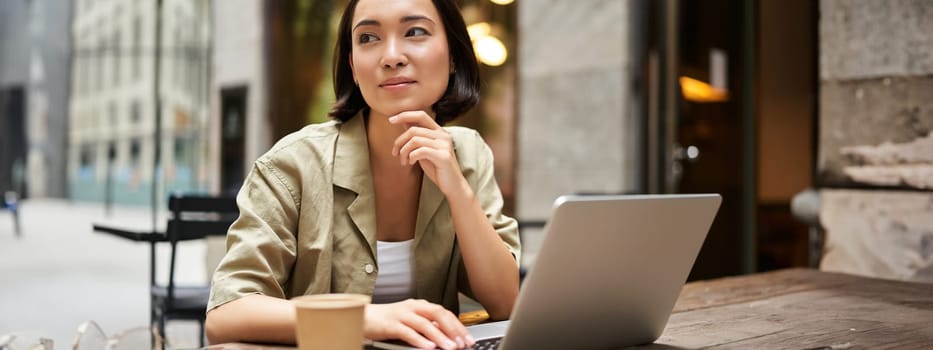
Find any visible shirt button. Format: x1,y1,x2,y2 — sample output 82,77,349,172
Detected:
364,263,375,274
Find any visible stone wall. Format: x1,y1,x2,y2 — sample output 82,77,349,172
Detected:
819,0,933,186
818,0,933,282
821,190,933,280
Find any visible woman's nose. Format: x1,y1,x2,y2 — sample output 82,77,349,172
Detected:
380,38,408,69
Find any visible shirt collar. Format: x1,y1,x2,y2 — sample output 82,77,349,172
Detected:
332,111,446,259
333,112,372,195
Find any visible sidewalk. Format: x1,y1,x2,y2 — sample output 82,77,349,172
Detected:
0,199,202,349
0,199,545,349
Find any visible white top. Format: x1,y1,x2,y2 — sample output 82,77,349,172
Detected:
371,239,415,304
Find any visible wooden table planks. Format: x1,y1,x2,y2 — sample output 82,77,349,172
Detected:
207,269,933,349
649,268,933,349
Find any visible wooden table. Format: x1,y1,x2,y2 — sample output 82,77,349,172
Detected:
653,268,933,349
205,268,933,349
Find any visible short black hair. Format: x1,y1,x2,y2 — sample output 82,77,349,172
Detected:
328,0,480,125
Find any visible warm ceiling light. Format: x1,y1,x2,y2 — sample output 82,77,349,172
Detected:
474,36,508,66
680,76,729,102
467,22,507,66
490,0,515,5
467,22,491,40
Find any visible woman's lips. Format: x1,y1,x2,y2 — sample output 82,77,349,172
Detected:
379,77,416,90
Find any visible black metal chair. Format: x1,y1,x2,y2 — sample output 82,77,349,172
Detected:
151,194,237,348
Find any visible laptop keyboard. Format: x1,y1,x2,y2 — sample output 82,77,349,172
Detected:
468,337,502,350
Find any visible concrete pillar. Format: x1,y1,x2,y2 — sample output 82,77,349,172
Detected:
515,0,637,267
207,0,269,278
516,0,635,221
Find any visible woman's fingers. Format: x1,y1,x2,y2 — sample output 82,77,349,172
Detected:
392,323,437,350
366,300,473,349
400,314,458,349
411,301,472,348
408,147,449,166
387,110,466,199
389,111,446,166
398,136,447,165
392,126,449,156
389,111,440,130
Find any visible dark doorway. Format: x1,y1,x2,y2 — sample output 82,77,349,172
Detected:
754,0,816,271
220,86,248,195
637,0,753,280
674,0,751,280
0,86,28,198
636,0,817,280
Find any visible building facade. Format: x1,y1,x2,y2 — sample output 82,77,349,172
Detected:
0,1,31,199
68,0,211,205
208,0,270,196
0,0,72,200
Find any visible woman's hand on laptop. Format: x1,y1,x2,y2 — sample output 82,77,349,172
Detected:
365,299,475,349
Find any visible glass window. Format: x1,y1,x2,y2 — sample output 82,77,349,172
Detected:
113,29,121,86
84,33,92,95
130,139,141,166
174,26,182,88
80,144,94,168
98,33,105,91
131,100,141,123
133,15,141,79
109,101,118,129
75,43,85,96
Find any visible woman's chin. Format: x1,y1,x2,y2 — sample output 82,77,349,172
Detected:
373,105,433,118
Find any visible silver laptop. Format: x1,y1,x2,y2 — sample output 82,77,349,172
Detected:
372,194,721,350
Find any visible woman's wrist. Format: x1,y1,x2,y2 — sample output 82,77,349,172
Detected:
441,176,474,206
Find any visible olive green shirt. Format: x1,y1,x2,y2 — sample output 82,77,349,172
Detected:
208,114,521,314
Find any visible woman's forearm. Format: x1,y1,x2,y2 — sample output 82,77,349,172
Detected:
446,179,520,320
205,294,297,345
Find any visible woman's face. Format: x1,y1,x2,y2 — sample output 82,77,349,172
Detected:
350,0,451,118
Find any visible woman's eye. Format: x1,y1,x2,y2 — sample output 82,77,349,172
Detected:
358,33,378,44
406,27,429,37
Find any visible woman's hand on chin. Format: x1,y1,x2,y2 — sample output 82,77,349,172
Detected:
364,299,475,350
390,111,469,197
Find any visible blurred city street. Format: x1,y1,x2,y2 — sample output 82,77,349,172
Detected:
2,0,931,347
0,199,202,349
0,199,545,349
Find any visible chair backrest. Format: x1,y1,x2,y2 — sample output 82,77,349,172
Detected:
167,194,239,242
163,193,238,306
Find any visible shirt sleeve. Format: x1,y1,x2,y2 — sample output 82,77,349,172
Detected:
469,130,522,266
207,157,300,312
456,129,522,299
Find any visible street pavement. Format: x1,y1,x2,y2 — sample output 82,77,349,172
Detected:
0,199,544,349
0,199,203,349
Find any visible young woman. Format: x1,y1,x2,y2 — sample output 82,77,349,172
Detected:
204,0,521,349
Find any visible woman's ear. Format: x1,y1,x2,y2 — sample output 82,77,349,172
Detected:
349,53,358,85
